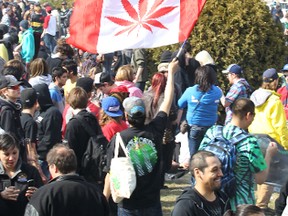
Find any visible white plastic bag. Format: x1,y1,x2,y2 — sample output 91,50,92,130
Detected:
110,133,136,203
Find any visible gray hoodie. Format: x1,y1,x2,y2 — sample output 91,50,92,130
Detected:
250,88,272,107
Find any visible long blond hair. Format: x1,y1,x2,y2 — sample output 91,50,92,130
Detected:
29,58,49,78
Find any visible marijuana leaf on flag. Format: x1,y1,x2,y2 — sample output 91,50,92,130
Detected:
105,0,177,36
67,0,207,54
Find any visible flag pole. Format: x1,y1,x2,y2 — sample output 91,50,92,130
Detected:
175,39,188,60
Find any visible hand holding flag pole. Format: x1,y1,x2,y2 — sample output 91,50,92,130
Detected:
175,39,188,60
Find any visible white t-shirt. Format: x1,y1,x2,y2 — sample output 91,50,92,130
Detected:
175,132,190,164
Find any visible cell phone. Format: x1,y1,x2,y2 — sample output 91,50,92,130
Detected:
27,179,34,187
2,179,11,190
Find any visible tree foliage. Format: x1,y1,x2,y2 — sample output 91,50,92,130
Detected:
149,0,288,90
40,0,74,9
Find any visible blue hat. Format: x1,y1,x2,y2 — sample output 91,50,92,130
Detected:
263,68,279,82
101,96,123,117
282,64,288,72
123,96,145,118
222,64,243,75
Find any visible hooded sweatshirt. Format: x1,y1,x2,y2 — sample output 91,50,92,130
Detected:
29,74,52,87
21,27,35,63
249,88,288,150
64,109,103,173
178,84,222,126
115,80,143,98
0,97,24,141
34,84,62,160
171,187,229,216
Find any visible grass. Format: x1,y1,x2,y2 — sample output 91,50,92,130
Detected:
160,173,280,216
161,173,191,216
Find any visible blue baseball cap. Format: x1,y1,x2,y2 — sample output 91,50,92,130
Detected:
222,64,243,75
101,96,123,117
263,68,279,82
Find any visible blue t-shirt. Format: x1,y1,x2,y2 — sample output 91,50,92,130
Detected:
178,85,222,126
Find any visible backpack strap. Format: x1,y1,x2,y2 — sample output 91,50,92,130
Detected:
230,132,251,146
73,114,98,137
212,125,226,141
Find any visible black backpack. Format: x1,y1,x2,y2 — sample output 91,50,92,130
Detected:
74,115,108,183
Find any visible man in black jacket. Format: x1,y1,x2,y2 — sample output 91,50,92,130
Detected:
34,84,62,179
171,151,230,216
24,144,109,216
64,87,105,184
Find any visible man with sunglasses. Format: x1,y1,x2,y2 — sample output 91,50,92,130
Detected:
0,75,26,160
221,64,252,125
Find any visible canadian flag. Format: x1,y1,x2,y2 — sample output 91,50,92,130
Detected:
67,0,206,54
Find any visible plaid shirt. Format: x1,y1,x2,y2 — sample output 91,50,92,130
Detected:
225,78,251,124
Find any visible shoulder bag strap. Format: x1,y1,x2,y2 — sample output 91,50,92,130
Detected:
191,93,205,115
114,133,129,158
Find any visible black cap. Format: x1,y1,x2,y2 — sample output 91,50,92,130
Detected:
76,77,94,93
21,88,38,108
0,75,22,90
94,72,112,85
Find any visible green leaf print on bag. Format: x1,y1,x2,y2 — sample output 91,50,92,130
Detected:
127,137,158,176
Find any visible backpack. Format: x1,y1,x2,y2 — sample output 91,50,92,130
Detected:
202,125,250,198
74,115,108,183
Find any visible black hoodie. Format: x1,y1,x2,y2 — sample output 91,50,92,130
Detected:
34,84,62,160
0,97,26,161
64,109,102,173
171,187,229,216
0,97,24,140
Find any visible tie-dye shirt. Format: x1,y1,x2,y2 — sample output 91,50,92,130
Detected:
199,124,267,211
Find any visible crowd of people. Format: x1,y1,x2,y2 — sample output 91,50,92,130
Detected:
0,0,287,216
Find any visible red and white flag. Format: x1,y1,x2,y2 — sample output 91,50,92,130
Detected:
67,0,206,54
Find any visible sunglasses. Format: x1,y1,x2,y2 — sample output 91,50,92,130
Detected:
8,85,20,90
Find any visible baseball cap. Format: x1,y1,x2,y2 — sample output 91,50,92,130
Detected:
222,64,243,74
123,96,145,118
159,50,172,63
45,6,52,12
110,85,129,93
0,75,22,90
263,68,279,83
20,88,38,108
282,64,288,72
76,77,94,93
94,72,112,85
101,96,123,117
